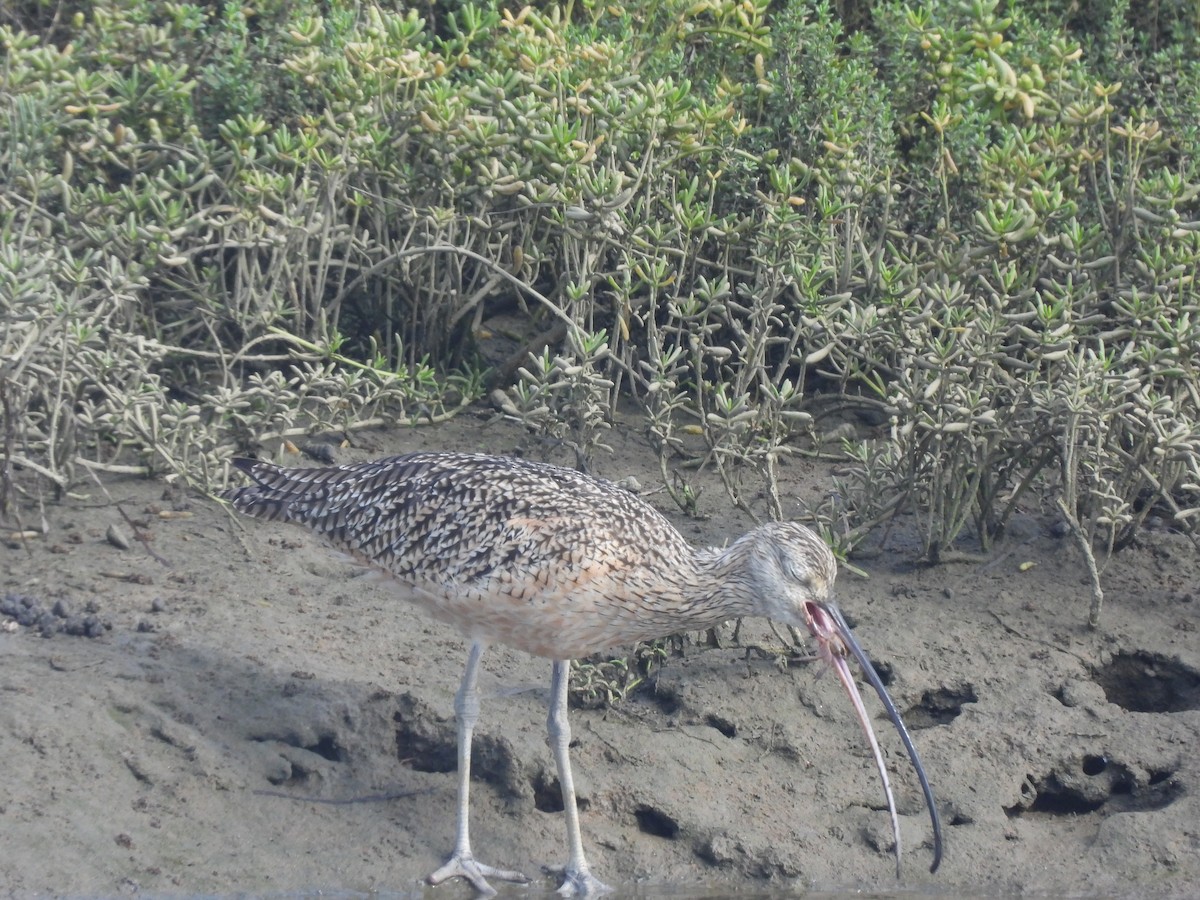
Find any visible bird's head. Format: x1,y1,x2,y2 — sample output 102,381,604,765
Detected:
741,521,837,625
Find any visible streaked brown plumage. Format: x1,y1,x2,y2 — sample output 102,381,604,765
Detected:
223,451,942,896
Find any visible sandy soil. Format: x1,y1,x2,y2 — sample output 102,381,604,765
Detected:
3,410,1199,899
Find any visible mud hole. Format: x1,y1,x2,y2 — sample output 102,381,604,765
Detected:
1093,650,1200,713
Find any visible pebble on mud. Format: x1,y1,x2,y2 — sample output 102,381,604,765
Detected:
106,524,132,550
299,441,338,464
1,592,109,638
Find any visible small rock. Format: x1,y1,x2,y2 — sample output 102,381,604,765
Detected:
17,604,43,627
38,612,60,637
489,388,520,416
299,442,337,464
1058,678,1106,709
106,524,132,550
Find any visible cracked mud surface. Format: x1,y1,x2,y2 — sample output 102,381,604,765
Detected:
3,413,1199,898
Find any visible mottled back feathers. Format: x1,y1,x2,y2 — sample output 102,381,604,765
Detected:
223,452,728,656
226,452,692,581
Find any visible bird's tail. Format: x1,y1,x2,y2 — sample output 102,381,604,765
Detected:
220,457,307,523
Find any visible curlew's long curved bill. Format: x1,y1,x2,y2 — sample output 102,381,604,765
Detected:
804,600,944,876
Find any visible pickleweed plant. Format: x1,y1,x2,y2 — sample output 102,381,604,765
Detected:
507,326,616,465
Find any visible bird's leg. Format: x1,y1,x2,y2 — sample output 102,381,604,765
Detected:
547,659,612,897
427,640,529,895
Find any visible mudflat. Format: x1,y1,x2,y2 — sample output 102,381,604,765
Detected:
3,413,1198,898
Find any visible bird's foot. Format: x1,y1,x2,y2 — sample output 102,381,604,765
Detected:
427,852,529,896
544,864,613,897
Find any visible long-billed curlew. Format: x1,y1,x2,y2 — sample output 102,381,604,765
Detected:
222,451,942,896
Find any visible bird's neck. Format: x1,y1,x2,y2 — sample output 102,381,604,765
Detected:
664,534,764,630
